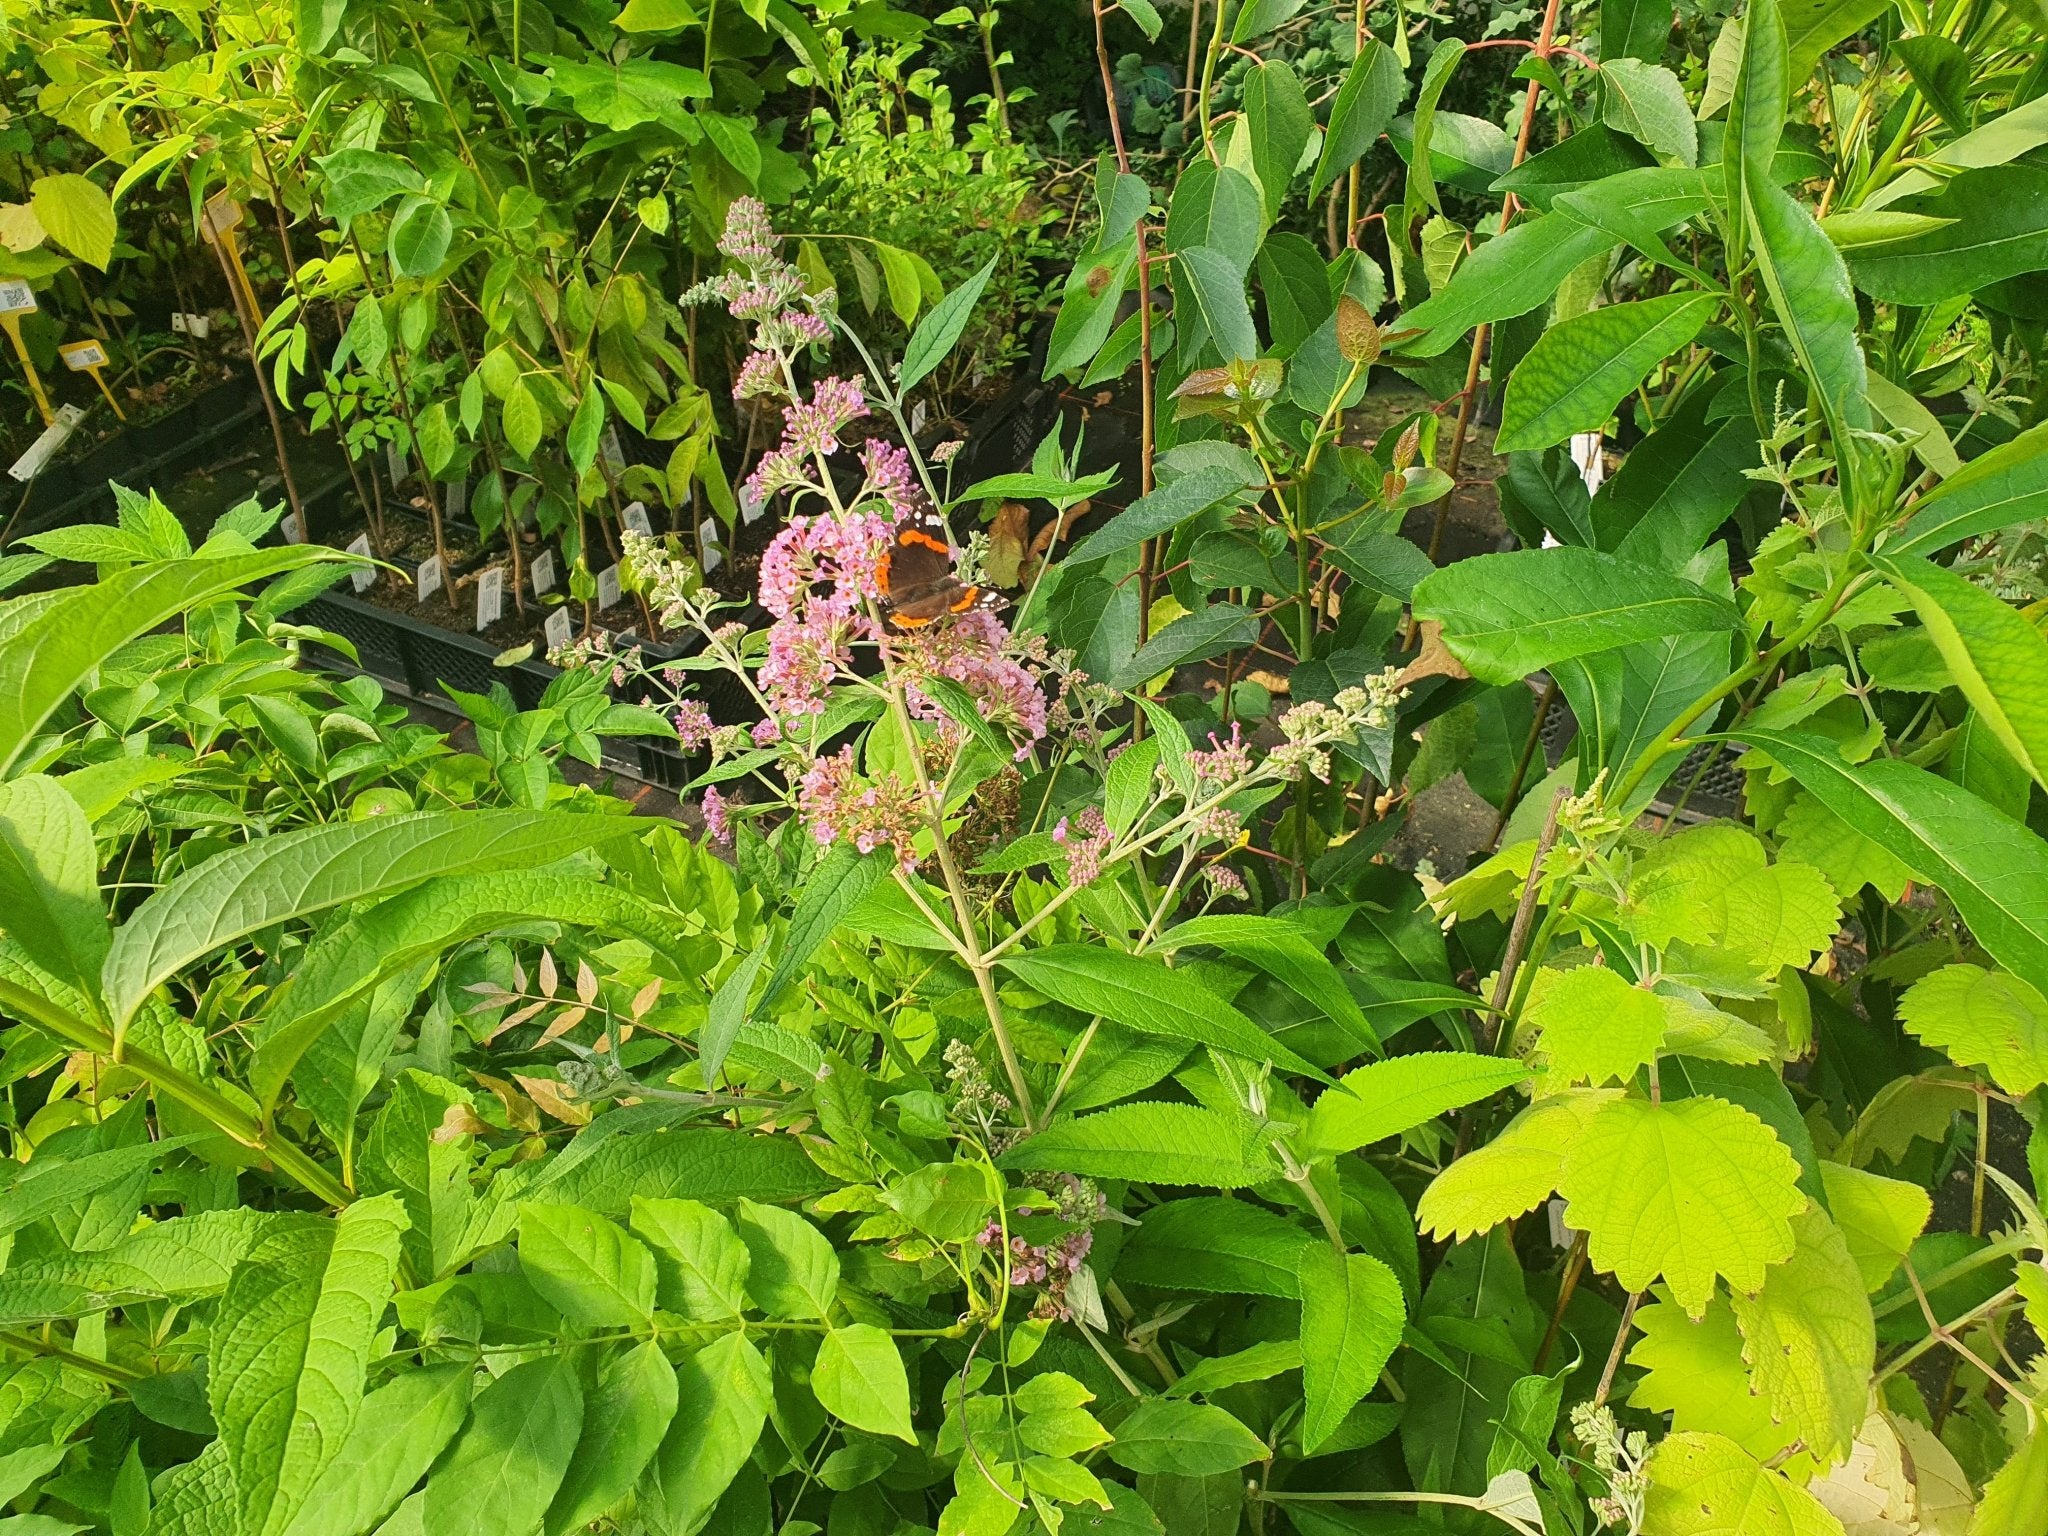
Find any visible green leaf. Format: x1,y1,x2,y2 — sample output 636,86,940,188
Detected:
1816,1162,1930,1292
630,1197,751,1320
1412,546,1738,685
1418,1090,1621,1240
313,149,425,226
1629,1295,1802,1467
1900,963,2048,1097
387,196,452,279
1044,234,1138,380
566,385,604,478
615,0,699,28
1728,728,2048,995
1307,1052,1529,1157
424,1355,583,1536
1558,1095,1804,1317
0,775,110,999
211,1195,410,1536
1001,1103,1282,1187
0,550,335,779
1526,966,1665,1085
543,1341,677,1536
1298,1250,1404,1453
519,1202,658,1327
1116,1196,1316,1298
1064,465,1250,567
1626,824,1842,975
501,379,543,460
29,175,115,269
1601,60,1696,165
1723,0,1787,224
1602,0,1674,60
1496,293,1716,451
1890,421,2048,557
1177,246,1258,363
1971,1429,2048,1536
1398,212,1621,357
899,254,998,395
882,1161,996,1243
1158,914,1376,1051
1108,1401,1268,1475
0,1137,201,1243
643,1332,770,1535
1645,1432,1843,1535
102,809,633,1032
1243,62,1314,222
1750,178,1871,457
815,1325,915,1442
873,241,923,326
1002,944,1328,1079
1230,0,1304,41
1876,553,2048,790
298,0,349,52
1311,40,1407,200
281,1366,472,1536
1727,1203,1872,1465
732,1199,838,1320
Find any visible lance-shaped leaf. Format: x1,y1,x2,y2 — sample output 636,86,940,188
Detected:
1496,292,1717,451
280,1365,472,1536
1889,420,2048,557
1064,464,1252,566
1002,944,1329,1078
101,810,636,1032
543,1342,677,1536
424,1354,584,1535
1308,1052,1530,1157
1001,1103,1282,1188
1876,552,2048,791
1311,39,1407,199
1298,1249,1404,1452
1397,213,1621,357
1727,728,2048,995
0,775,109,1002
1412,547,1739,685
899,254,999,394
210,1194,410,1536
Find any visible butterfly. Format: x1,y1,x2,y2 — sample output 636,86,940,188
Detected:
877,500,1001,630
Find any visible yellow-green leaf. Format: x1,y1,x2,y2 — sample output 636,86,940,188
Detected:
1417,1090,1619,1241
1645,1432,1846,1536
1900,962,2048,1096
1527,966,1666,1086
1816,1162,1931,1292
30,174,115,269
1728,1203,1874,1465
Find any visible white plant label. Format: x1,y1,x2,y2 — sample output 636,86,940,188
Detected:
620,500,653,537
8,405,83,482
0,280,37,315
596,563,621,610
544,605,573,654
698,520,724,574
740,486,767,525
443,477,467,520
475,566,505,632
346,533,374,591
171,311,187,334
530,548,557,596
1547,1197,1575,1251
416,554,444,602
601,425,625,470
281,510,307,545
386,443,409,486
911,400,928,436
1570,432,1606,494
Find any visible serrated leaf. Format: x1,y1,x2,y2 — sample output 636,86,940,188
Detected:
1626,823,1842,975
0,774,111,999
1629,1294,1807,1472
1298,1249,1404,1453
1116,1196,1317,1297
1900,963,2048,1096
1418,1090,1620,1240
1107,1400,1268,1475
1001,1103,1281,1187
1559,1095,1804,1316
1646,1432,1845,1535
30,174,114,269
1971,1428,2048,1536
1729,1203,1873,1465
1527,966,1665,1086
1307,1052,1530,1157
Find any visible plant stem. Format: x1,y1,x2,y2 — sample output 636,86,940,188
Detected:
0,979,352,1209
1490,785,1568,1054
1592,1290,1642,1407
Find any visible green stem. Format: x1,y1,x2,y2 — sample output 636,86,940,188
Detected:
0,979,353,1209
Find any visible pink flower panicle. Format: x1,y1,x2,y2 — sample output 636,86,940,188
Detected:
717,197,777,265
701,785,732,844
797,746,923,866
673,700,714,752
1051,806,1111,886
733,349,781,401
901,608,1046,752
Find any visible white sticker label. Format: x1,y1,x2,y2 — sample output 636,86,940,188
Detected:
698,520,724,574
601,425,625,471
185,313,211,338
171,311,188,334
346,532,374,590
620,501,652,537
1570,431,1606,495
544,606,574,654
740,487,767,525
475,566,505,632
200,194,242,244
596,563,621,610
910,400,928,436
0,280,37,316
7,405,83,482
443,477,467,520
386,444,408,486
530,548,557,596
416,555,444,602
281,510,306,545
1547,1197,1575,1251
60,340,107,370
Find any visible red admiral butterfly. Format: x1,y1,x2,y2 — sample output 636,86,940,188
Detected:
876,500,1001,630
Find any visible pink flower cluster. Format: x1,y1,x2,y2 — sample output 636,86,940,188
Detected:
902,609,1048,751
976,1222,1096,1322
798,746,924,866
673,700,714,751
758,511,893,619
701,785,732,843
1051,806,1112,886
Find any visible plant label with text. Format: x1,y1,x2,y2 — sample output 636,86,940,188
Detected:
596,563,621,610
476,567,505,632
699,520,724,574
531,548,557,596
417,555,444,602
346,533,374,591
621,501,653,537
544,605,573,654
